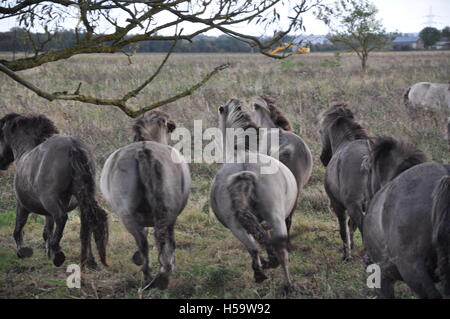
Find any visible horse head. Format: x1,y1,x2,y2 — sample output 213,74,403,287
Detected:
133,110,176,144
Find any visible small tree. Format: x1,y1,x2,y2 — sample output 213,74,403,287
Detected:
419,27,441,49
0,0,320,118
317,0,392,74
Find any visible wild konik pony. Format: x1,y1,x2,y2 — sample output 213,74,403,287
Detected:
319,104,369,260
363,137,450,298
0,113,108,268
100,110,191,290
250,96,313,234
404,82,450,112
210,99,298,287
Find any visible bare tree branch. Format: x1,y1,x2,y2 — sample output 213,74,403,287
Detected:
0,0,320,116
0,59,230,117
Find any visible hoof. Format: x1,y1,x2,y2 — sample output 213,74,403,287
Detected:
132,251,143,266
17,247,33,258
148,273,170,290
343,256,353,262
282,282,296,295
83,259,98,270
53,251,66,267
262,258,279,269
254,271,268,283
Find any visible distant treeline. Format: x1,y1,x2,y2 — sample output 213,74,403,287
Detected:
0,28,352,53
0,28,255,53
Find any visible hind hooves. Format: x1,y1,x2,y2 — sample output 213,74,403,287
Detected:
148,273,170,290
17,247,33,258
254,271,268,283
343,255,353,262
262,258,279,269
53,251,66,267
82,259,98,270
132,251,143,266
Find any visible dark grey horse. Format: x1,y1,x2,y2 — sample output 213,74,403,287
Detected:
0,113,108,268
319,104,369,260
210,99,298,287
250,96,313,235
362,137,450,298
100,110,191,290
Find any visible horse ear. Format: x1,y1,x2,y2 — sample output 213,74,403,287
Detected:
167,120,176,133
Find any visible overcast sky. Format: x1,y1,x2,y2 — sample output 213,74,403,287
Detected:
0,0,448,34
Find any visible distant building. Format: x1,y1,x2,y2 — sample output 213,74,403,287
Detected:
391,36,424,50
432,37,450,50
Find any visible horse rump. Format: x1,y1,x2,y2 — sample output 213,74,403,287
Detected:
432,176,450,295
70,139,109,267
227,171,269,247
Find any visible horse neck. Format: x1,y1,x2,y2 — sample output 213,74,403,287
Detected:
329,125,357,153
136,128,168,144
252,109,277,129
9,135,40,160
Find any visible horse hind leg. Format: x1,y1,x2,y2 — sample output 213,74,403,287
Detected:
270,218,293,289
42,198,69,267
231,223,268,283
149,222,176,290
43,216,54,255
122,216,151,286
330,200,351,261
14,203,33,258
397,260,441,299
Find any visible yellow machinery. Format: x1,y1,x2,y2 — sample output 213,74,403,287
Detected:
268,42,310,55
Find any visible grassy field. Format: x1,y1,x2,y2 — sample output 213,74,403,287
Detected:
1,51,450,299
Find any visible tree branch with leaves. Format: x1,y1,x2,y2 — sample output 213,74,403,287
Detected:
317,0,392,74
0,0,320,117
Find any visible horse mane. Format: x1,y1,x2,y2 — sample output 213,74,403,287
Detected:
1,113,59,145
133,109,175,142
371,136,427,176
319,104,368,141
257,96,292,131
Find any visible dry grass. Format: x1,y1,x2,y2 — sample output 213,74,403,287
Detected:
1,50,450,298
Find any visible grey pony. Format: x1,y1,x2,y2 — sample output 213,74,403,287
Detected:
318,104,369,260
0,113,108,269
250,96,313,235
101,110,191,290
363,136,450,299
210,99,298,287
404,82,450,111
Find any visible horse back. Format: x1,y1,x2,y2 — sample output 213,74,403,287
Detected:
325,139,369,206
279,131,313,188
15,135,89,214
365,163,449,265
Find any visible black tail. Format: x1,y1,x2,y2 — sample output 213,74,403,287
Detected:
136,147,168,238
70,139,109,267
403,86,412,109
227,171,270,247
432,176,450,295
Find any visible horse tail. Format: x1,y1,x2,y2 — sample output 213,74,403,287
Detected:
403,86,412,109
70,139,109,266
136,146,168,239
432,176,450,295
227,171,269,247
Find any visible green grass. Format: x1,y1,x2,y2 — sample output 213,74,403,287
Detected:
1,51,450,298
